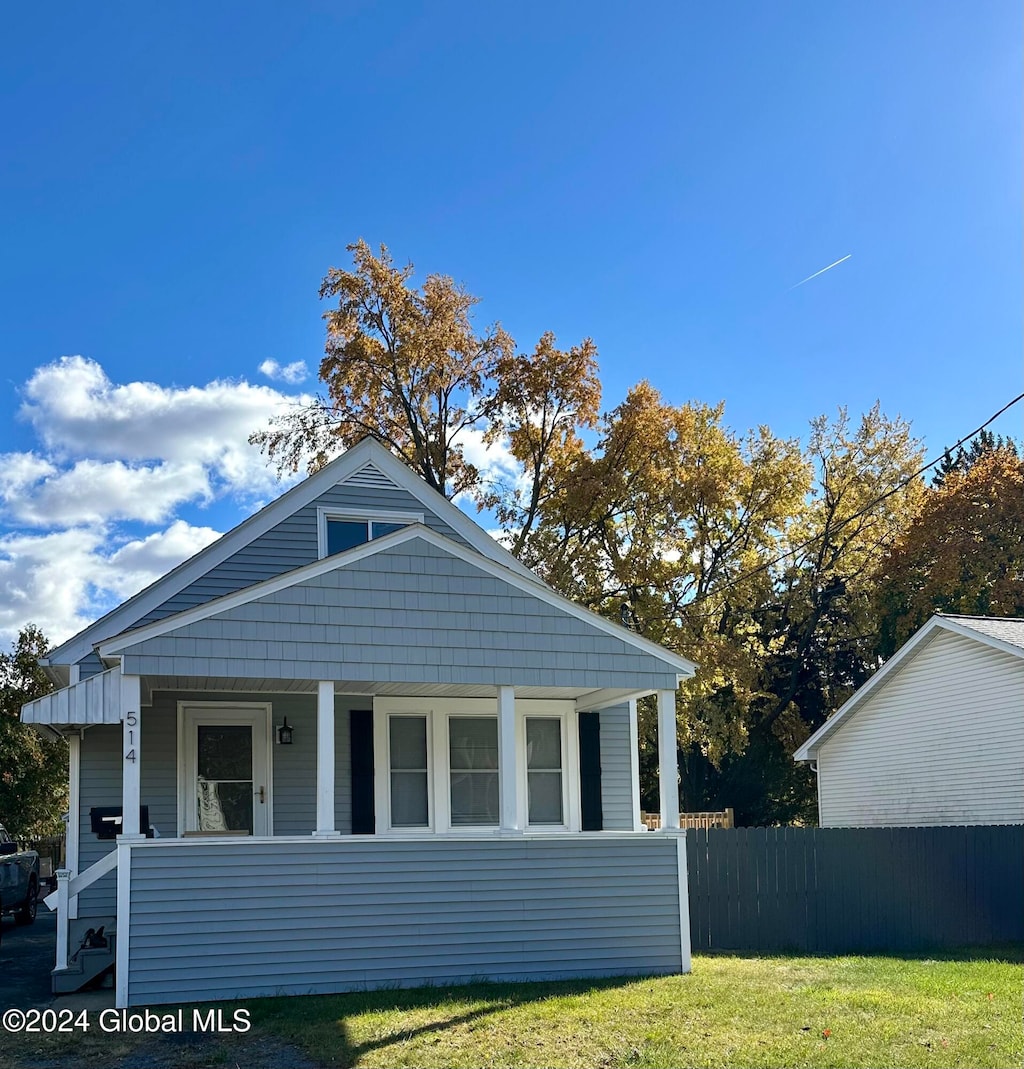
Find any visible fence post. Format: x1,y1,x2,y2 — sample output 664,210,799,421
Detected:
55,869,70,970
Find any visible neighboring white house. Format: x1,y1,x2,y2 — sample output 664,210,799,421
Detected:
794,614,1024,828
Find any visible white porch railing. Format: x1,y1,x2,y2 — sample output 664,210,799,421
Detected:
44,851,118,970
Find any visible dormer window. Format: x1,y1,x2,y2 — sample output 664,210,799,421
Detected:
316,507,424,559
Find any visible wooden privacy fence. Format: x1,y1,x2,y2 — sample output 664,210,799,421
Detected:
643,809,734,831
687,825,1024,953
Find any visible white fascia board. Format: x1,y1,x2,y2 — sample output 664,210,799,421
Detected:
97,524,697,676
793,615,951,761
48,437,542,668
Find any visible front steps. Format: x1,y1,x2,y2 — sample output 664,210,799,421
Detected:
52,920,116,994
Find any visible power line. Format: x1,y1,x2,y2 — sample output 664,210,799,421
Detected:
685,391,1024,605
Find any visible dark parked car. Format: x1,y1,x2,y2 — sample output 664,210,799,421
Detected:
0,824,40,931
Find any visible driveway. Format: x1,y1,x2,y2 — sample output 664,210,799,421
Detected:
0,907,57,1008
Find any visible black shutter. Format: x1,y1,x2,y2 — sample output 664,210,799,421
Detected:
350,710,375,834
578,712,603,831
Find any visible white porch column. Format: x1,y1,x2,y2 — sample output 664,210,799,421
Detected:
66,732,81,918
119,673,143,838
497,685,520,832
657,688,680,832
54,869,70,970
314,681,340,836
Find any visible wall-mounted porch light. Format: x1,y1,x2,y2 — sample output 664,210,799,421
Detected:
277,718,294,745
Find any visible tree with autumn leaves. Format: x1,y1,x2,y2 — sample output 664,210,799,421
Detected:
875,440,1024,658
253,241,1021,825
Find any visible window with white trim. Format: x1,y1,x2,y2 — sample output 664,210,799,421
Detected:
373,698,580,834
525,717,563,825
448,716,499,826
316,507,424,559
388,716,430,828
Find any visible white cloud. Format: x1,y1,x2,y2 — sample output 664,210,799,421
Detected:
454,425,522,487
258,359,309,384
0,355,321,647
19,355,310,499
0,521,222,647
0,456,211,527
102,520,222,601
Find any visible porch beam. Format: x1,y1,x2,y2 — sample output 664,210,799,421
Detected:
657,688,680,832
497,686,520,832
120,673,143,838
314,681,340,836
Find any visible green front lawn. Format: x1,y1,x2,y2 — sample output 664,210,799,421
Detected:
248,950,1023,1068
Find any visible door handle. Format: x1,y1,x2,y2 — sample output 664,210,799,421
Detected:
258,786,265,804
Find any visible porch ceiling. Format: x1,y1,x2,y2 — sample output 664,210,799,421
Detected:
142,675,649,710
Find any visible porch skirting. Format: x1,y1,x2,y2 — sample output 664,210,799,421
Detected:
120,834,690,1007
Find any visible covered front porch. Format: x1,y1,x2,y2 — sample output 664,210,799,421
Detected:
24,666,689,1007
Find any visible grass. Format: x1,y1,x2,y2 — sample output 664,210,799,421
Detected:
245,950,1024,1068
10,950,1023,1068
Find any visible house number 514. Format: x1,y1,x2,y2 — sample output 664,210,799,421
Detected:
125,711,138,763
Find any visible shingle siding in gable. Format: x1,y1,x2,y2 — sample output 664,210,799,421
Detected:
118,540,680,691
134,483,471,628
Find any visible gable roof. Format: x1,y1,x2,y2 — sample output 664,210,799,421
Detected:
97,523,697,679
44,438,546,669
794,613,1024,761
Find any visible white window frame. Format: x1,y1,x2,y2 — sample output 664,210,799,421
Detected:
372,697,580,835
444,712,502,831
517,713,579,832
376,711,435,834
316,506,424,559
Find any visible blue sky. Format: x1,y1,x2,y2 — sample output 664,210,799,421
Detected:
0,2,1020,644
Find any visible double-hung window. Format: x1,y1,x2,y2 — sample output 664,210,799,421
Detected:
388,716,430,828
448,717,499,826
525,717,563,825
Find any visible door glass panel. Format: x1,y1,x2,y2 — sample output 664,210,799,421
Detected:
197,725,254,833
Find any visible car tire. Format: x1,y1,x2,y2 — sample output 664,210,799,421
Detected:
15,878,37,925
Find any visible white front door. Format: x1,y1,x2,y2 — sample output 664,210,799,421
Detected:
179,705,272,836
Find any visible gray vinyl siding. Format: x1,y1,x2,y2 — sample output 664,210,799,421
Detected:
126,836,683,1005
119,538,680,692
136,484,468,627
600,704,634,830
77,727,121,917
75,651,106,681
77,708,179,917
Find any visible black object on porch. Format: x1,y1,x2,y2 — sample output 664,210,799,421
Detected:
687,824,1024,954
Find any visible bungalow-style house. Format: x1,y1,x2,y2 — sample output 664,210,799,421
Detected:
22,438,695,1008
795,614,1024,828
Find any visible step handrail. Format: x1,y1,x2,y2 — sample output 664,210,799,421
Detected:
43,849,117,911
